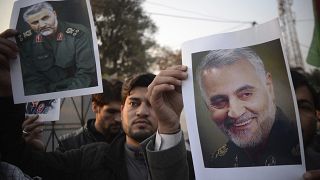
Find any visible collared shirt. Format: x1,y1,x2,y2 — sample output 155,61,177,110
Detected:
125,130,182,180
125,144,149,180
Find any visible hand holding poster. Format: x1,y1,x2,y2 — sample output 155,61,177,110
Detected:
182,19,305,180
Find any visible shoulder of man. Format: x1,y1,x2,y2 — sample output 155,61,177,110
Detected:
77,142,112,169
61,21,90,38
57,126,93,151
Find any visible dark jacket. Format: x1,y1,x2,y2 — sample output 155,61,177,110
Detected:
56,119,109,152
1,97,195,180
208,108,301,168
305,133,320,170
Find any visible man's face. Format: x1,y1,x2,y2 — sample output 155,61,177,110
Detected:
93,101,121,136
201,59,276,148
26,8,58,36
295,85,317,146
121,87,158,144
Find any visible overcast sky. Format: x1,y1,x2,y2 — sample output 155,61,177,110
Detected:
0,0,314,62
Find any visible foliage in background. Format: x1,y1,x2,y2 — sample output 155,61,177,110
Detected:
91,0,157,80
148,45,182,73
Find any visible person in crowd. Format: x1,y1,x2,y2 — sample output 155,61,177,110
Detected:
3,27,319,179
306,69,320,131
0,152,35,180
56,79,123,152
21,79,123,152
291,68,320,171
0,28,194,179
317,93,320,131
196,48,300,167
18,2,97,95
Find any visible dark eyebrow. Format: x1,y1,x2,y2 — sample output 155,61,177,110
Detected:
128,96,151,106
128,97,140,101
235,85,255,94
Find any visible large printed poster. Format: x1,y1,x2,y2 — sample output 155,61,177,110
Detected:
10,0,102,103
182,19,305,180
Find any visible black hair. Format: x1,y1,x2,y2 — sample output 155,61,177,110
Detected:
92,79,123,106
290,68,318,107
121,73,156,104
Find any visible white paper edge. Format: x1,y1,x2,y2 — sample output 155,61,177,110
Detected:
181,18,305,180
9,0,103,104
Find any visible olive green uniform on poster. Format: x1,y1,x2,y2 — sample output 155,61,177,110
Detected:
207,108,301,168
17,21,97,95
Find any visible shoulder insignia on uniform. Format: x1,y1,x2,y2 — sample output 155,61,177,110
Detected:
66,27,80,36
215,144,228,158
17,30,33,42
23,30,32,38
291,144,300,156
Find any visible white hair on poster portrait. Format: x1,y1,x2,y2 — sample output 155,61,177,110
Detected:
181,19,305,180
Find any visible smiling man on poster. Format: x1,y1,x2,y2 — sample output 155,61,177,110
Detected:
17,1,97,95
196,47,301,168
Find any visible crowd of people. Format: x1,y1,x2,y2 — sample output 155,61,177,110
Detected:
0,3,320,179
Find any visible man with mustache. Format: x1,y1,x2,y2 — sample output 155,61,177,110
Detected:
18,1,97,95
196,48,301,168
21,79,123,152
0,28,194,179
56,79,123,152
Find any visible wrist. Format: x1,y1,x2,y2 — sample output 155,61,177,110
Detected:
158,123,181,134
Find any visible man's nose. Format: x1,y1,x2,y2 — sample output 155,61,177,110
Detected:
114,112,121,122
38,20,46,28
136,103,149,117
227,97,245,119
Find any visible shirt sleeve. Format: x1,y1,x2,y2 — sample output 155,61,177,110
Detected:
154,130,182,151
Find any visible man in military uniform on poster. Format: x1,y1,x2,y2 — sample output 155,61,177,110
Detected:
196,47,301,168
17,2,97,95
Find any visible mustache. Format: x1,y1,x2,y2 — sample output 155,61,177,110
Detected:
224,112,257,129
132,118,152,125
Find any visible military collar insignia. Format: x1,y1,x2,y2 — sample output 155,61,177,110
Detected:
36,34,43,43
66,27,80,36
215,144,228,158
57,32,64,41
17,30,33,42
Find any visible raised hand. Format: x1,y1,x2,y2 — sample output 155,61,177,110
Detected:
22,115,45,151
0,29,19,97
147,65,188,134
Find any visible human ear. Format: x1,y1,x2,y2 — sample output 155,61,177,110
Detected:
92,102,98,113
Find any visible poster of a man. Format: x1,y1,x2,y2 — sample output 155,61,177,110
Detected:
196,47,301,168
10,0,102,103
182,19,305,180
